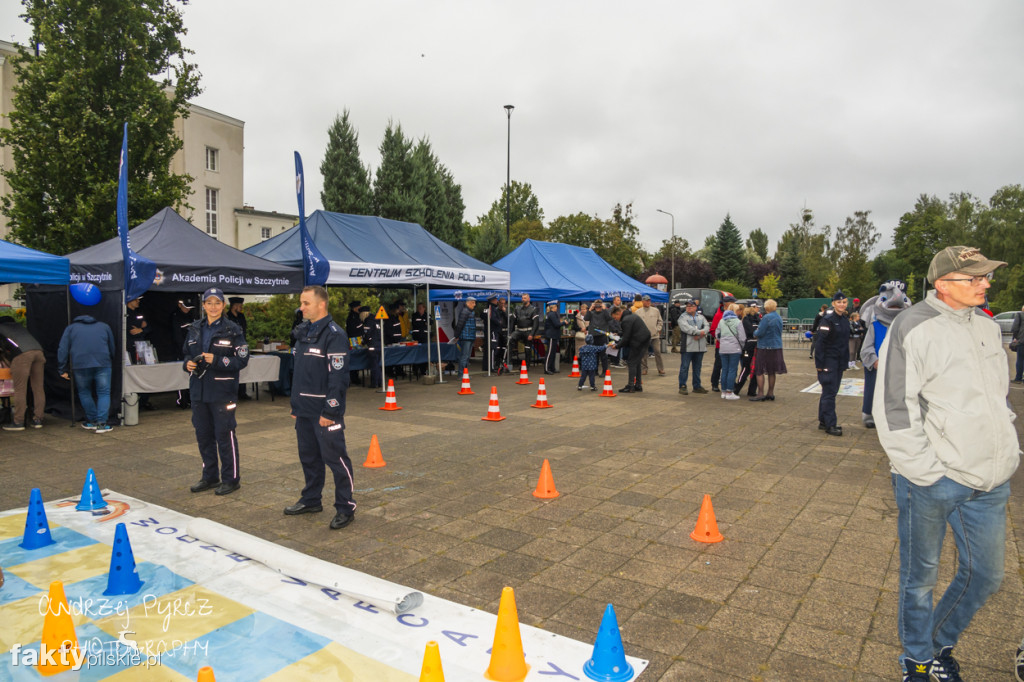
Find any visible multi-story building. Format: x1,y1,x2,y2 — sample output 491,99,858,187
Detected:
0,39,295,259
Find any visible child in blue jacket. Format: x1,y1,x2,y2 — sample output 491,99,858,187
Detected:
576,334,607,391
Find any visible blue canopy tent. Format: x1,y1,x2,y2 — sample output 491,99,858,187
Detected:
0,240,70,285
245,210,509,289
428,239,668,303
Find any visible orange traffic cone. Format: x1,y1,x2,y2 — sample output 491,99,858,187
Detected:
531,378,553,408
532,459,559,499
197,667,216,682
419,640,446,682
690,494,723,543
481,386,507,422
515,360,532,385
599,370,616,397
567,356,581,378
484,587,530,681
363,434,387,468
37,581,79,677
457,368,474,395
380,379,402,411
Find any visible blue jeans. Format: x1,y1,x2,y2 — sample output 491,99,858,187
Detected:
1015,348,1023,381
678,350,704,388
74,367,112,425
719,353,740,392
892,473,1009,664
458,338,474,372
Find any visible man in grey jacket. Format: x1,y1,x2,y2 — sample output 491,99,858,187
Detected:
875,246,1019,682
677,300,709,395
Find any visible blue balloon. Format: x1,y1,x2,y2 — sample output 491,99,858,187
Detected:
70,282,101,306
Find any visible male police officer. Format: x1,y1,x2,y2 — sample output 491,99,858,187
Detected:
814,291,851,436
509,293,540,362
184,288,249,495
286,285,356,530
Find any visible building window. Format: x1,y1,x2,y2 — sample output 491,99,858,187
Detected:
261,227,272,240
205,188,218,236
205,147,218,172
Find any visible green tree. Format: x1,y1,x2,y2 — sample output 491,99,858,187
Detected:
372,122,425,224
817,270,841,298
775,208,832,295
475,181,545,249
746,228,770,262
0,0,200,253
510,219,546,245
710,214,746,281
411,138,466,250
710,279,751,299
545,203,647,277
759,273,783,300
872,249,913,285
469,220,511,264
892,194,970,279
437,165,467,251
834,210,880,301
694,234,717,261
320,110,373,215
778,235,811,303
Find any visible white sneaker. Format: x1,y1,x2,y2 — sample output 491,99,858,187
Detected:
720,392,727,399
724,392,740,400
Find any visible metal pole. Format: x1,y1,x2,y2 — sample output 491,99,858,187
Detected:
486,305,492,377
65,286,76,427
657,208,675,349
504,104,514,242
378,315,386,393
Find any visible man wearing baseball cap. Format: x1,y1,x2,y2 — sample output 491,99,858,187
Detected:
182,287,250,496
875,246,1017,681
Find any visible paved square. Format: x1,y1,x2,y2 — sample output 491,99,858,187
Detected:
2,350,1022,680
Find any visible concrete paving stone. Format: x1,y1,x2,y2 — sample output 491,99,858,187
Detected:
619,610,699,657
473,526,534,551
562,546,631,573
806,576,884,609
757,546,827,573
586,531,649,557
585,576,662,612
508,581,576,620
762,649,855,681
630,507,688,528
613,557,684,589
483,552,553,581
793,598,874,639
746,565,815,596
723,522,785,545
450,567,514,599
726,585,802,621
533,562,605,594
778,621,865,668
707,604,789,646
681,629,773,678
438,541,505,567
857,638,902,679
434,517,492,540
549,595,635,633
670,571,741,603
818,555,889,588
659,660,747,681
771,532,836,559
634,542,699,568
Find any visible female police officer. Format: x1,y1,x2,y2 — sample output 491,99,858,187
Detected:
183,287,249,495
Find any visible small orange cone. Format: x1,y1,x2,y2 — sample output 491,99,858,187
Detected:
363,434,387,468
484,586,530,681
197,667,216,682
532,459,559,499
515,360,532,385
531,378,553,408
481,386,507,422
419,640,446,682
567,356,581,378
690,494,724,543
380,379,402,411
599,370,616,397
37,581,79,677
457,368,474,395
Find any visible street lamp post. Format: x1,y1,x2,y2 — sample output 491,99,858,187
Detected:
504,105,514,241
657,208,675,351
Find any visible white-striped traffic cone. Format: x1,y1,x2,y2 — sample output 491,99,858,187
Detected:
531,378,553,408
457,368,474,395
481,386,507,421
516,360,532,385
380,379,402,411
599,370,616,397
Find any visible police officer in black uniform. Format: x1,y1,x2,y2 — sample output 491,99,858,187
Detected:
184,288,249,495
814,291,851,436
286,285,356,530
509,293,540,363
490,297,509,374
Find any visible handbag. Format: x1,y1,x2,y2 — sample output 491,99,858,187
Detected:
1011,339,1020,352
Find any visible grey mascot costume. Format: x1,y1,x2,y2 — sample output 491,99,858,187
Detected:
859,280,912,428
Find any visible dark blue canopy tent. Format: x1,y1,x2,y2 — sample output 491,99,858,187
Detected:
428,239,668,303
0,240,70,285
245,210,509,289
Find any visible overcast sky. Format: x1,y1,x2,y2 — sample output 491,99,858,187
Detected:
3,1,1023,255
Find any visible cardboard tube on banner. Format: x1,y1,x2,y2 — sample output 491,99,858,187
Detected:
187,518,423,614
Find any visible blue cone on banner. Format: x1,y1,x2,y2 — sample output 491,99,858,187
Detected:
70,282,101,306
583,604,634,682
75,468,107,511
103,522,144,595
20,488,55,550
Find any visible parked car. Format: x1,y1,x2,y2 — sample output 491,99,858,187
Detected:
994,310,1018,339
670,288,723,321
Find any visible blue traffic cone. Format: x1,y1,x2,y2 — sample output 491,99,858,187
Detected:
583,604,633,682
75,468,107,511
103,522,144,595
20,488,55,550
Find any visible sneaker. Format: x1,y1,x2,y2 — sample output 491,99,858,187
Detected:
1015,647,1023,682
577,385,583,391
711,385,720,392
720,391,727,399
678,386,688,395
724,392,740,400
2,422,24,431
95,424,113,433
692,386,708,394
902,658,931,682
590,386,596,391
30,419,42,429
930,647,963,682
82,422,98,430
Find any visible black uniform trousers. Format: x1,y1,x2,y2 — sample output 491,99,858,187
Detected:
710,347,722,389
817,360,844,428
545,337,559,372
295,416,356,515
862,367,877,417
192,401,239,484
626,343,645,387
